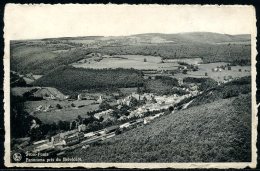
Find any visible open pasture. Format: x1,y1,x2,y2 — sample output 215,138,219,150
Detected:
73,55,180,70
174,62,251,82
34,104,99,124
24,99,99,123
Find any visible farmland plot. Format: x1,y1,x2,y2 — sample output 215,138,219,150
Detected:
72,55,180,70
24,99,99,123
174,62,251,82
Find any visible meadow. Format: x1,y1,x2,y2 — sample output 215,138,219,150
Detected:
73,55,181,70
174,62,251,81
25,99,100,123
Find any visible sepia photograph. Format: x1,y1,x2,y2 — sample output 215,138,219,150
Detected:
4,4,257,168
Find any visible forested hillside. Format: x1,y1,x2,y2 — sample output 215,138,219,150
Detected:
93,43,250,64
10,41,91,74
33,66,144,95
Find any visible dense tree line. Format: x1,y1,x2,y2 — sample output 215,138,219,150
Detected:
183,77,218,91
230,59,251,66
144,76,187,95
34,66,144,95
93,43,250,65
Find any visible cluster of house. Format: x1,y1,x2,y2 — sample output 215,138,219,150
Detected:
94,109,114,120
223,75,235,83
117,93,156,106
211,65,232,72
212,67,223,72
35,104,53,112
143,112,164,124
126,103,167,119
32,123,123,153
77,92,120,103
120,93,194,119
119,118,144,129
29,83,202,153
33,128,86,153
51,130,85,146
31,91,196,153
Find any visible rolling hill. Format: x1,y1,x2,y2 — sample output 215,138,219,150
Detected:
130,32,250,44
10,32,251,75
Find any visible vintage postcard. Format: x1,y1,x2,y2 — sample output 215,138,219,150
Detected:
3,4,257,168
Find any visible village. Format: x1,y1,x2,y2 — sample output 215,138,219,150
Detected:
12,82,202,157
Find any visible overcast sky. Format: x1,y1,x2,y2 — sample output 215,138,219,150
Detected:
4,4,256,40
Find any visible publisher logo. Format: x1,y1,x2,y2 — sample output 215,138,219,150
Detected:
13,153,22,162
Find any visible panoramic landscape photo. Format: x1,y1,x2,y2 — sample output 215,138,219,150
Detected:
10,32,252,162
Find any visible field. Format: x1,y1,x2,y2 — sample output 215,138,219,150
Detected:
73,55,207,71
73,55,179,70
24,99,99,123
174,62,251,82
67,93,251,162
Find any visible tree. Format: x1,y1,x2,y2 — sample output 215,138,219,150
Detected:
30,127,43,141
99,101,111,110
193,65,199,71
168,106,174,112
137,86,142,94
205,72,208,76
83,115,97,125
144,58,147,62
77,115,83,124
50,122,58,132
87,121,102,132
115,128,122,135
144,109,151,117
143,96,147,102
129,97,139,107
58,120,65,130
56,104,62,109
70,121,77,130
151,96,157,103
